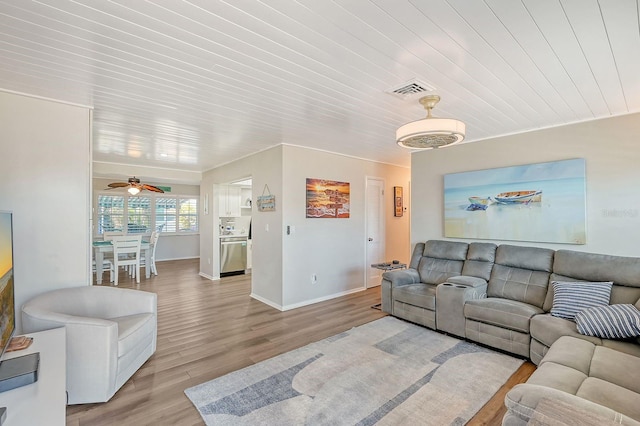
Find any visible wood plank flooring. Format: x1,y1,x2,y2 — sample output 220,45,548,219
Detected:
70,259,534,425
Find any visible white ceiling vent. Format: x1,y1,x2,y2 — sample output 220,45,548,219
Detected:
386,79,434,99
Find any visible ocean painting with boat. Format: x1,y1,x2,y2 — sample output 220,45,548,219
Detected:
444,159,586,244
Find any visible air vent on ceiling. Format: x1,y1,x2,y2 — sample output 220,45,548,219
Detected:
386,79,434,99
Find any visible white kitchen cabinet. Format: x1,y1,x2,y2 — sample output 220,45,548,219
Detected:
219,185,242,217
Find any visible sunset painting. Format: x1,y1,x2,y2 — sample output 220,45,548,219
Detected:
306,178,350,218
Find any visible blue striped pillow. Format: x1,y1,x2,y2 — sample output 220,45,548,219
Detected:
550,281,613,320
575,304,640,339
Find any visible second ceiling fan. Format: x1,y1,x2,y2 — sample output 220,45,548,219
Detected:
106,176,165,195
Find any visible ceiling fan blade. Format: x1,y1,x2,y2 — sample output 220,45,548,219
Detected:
142,184,165,193
107,182,130,188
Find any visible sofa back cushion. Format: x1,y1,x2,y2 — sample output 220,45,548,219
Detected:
487,245,554,308
461,242,497,281
417,240,468,285
409,243,425,270
543,249,640,311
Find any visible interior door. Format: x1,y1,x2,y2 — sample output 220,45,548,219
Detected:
366,177,385,288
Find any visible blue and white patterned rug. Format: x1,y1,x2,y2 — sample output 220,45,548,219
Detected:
185,316,523,425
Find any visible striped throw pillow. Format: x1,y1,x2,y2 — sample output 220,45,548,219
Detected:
550,281,613,320
575,304,640,339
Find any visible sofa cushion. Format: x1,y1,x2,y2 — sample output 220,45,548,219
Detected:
550,281,613,320
488,265,551,308
461,242,496,281
422,240,468,260
487,246,553,309
417,241,468,285
530,314,601,348
590,345,640,394
537,335,595,374
393,283,437,310
464,298,543,333
417,257,464,285
110,313,156,357
576,304,640,339
577,378,640,421
601,339,640,358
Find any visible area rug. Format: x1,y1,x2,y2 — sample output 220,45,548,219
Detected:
185,316,523,425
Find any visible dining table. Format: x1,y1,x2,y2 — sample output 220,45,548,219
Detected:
93,240,152,285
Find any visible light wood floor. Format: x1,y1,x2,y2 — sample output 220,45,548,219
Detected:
71,259,534,425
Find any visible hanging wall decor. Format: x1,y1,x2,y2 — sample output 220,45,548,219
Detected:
306,178,350,218
443,158,586,244
256,184,275,212
394,186,403,217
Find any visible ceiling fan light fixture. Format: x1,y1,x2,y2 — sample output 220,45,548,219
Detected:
396,95,465,150
106,176,164,194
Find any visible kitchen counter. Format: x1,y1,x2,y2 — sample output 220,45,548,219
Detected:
219,234,248,240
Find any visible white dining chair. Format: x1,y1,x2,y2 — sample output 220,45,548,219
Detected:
110,235,142,285
103,231,123,241
92,259,114,283
140,231,160,276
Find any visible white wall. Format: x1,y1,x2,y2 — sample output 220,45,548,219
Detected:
200,146,284,307
201,144,411,311
281,145,411,308
411,113,640,256
0,91,91,332
93,178,200,261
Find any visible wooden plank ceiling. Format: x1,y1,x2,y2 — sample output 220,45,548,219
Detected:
0,0,638,172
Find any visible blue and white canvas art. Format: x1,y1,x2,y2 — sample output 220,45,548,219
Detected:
444,159,586,244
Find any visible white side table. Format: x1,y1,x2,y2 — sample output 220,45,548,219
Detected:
0,328,66,426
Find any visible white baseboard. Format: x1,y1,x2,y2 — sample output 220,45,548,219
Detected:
282,287,366,311
250,293,283,311
157,256,200,262
198,272,218,281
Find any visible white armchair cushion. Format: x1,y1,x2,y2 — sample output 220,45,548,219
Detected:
110,313,155,356
21,286,157,404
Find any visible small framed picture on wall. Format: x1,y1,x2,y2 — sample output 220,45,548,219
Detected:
394,186,403,217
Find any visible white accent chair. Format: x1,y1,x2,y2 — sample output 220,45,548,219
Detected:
110,235,142,285
140,231,159,276
21,286,157,404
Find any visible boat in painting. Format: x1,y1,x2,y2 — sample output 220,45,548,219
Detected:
468,196,492,206
467,196,491,211
494,190,542,204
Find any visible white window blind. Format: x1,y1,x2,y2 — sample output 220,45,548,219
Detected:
178,198,198,232
95,192,198,235
97,195,124,234
127,196,152,234
155,197,177,233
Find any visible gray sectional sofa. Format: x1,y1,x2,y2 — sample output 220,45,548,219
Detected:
381,240,640,425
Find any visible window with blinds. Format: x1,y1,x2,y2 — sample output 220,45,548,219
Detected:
95,193,198,235
97,194,125,234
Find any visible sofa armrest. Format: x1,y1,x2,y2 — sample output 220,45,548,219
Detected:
436,282,487,338
446,275,487,288
381,268,420,287
21,309,119,403
505,384,640,426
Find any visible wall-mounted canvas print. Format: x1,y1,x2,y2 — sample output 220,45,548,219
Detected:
394,186,403,217
444,158,586,244
306,178,350,218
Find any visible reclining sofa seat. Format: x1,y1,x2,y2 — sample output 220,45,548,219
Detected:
529,249,640,364
464,244,555,357
381,240,496,331
381,240,469,329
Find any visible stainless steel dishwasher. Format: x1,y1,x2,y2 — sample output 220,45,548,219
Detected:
220,236,247,275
